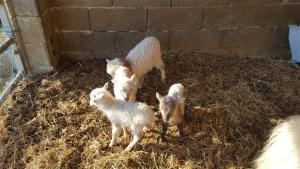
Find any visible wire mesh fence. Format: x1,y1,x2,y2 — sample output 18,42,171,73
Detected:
0,4,23,104
0,44,17,94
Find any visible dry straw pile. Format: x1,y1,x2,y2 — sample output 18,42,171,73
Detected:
0,53,300,168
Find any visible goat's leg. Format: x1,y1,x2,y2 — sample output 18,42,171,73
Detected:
177,122,185,143
156,61,166,83
122,125,128,137
109,125,121,147
124,126,143,152
160,122,168,142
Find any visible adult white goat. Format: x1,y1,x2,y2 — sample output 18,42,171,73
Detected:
255,115,300,169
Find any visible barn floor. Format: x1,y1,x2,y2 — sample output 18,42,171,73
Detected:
1,53,300,169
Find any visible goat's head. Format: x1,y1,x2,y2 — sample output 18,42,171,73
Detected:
106,58,123,77
90,82,112,106
156,93,185,122
114,75,138,101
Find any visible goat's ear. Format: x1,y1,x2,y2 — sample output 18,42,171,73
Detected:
106,59,110,63
103,82,109,90
156,92,163,102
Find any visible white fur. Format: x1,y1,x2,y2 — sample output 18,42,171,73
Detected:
168,83,187,101
113,67,138,101
89,83,156,152
156,83,187,125
106,58,125,77
113,66,132,82
106,36,166,86
255,115,300,169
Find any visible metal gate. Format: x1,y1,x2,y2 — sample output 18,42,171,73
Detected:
0,4,24,104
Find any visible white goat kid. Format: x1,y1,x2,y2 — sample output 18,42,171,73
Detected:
89,83,156,152
112,66,138,101
106,36,166,87
255,115,300,169
112,66,132,83
156,83,187,142
106,58,130,78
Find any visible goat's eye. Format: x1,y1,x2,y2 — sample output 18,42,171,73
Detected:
93,95,96,98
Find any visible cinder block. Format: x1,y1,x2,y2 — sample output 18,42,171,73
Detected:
61,52,91,61
172,0,206,7
58,31,115,52
28,66,54,76
92,32,116,52
16,16,46,43
227,0,259,6
254,4,296,26
172,0,228,7
202,7,257,30
193,48,233,56
52,8,89,30
41,10,54,41
148,8,204,31
256,5,282,26
116,32,169,51
220,27,276,48
49,34,61,63
114,0,171,7
276,46,291,59
51,0,112,7
274,26,288,47
24,43,51,67
44,33,60,67
59,32,93,52
44,42,57,68
90,8,147,31
287,0,300,4
170,30,221,50
12,0,39,16
61,51,122,61
284,4,300,25
232,46,278,58
260,0,283,4
93,52,123,59
36,0,50,16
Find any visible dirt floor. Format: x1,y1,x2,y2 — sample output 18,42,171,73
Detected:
0,52,300,169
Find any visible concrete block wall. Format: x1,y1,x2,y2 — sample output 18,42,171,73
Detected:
48,0,300,60
37,0,60,68
7,0,57,75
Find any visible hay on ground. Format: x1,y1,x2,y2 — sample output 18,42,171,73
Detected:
0,52,300,169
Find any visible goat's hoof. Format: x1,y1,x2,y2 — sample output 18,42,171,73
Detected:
124,147,132,152
109,143,114,148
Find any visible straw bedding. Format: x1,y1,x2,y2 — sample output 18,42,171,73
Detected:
0,52,300,169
